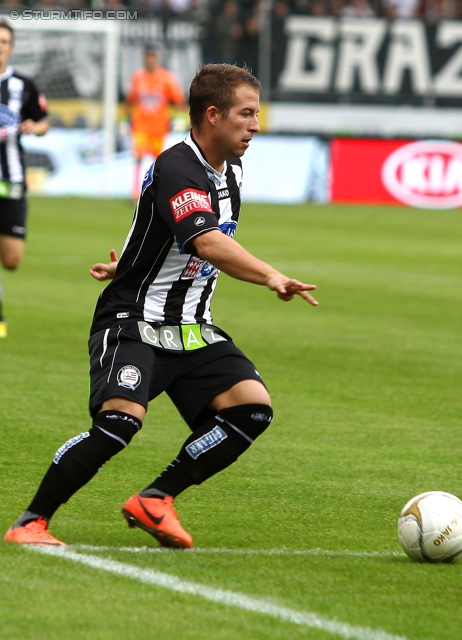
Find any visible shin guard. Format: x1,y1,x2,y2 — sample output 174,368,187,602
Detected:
27,411,142,518
145,404,273,497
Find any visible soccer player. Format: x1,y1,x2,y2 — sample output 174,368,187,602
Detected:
4,63,318,548
0,19,49,338
126,44,186,202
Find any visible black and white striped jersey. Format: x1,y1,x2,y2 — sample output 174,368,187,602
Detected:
90,133,243,333
0,65,47,186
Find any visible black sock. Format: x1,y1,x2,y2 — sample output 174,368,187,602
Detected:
27,462,83,520
144,404,273,498
27,411,142,520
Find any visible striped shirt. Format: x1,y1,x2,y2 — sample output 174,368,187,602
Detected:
0,65,47,185
90,132,243,333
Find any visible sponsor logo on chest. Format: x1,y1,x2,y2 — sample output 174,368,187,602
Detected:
181,257,204,279
218,188,230,199
170,188,214,222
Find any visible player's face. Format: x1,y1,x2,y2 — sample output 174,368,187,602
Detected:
145,51,159,73
215,85,260,160
0,28,13,72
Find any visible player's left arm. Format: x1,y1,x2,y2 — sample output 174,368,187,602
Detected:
20,79,49,136
193,229,318,305
19,117,48,136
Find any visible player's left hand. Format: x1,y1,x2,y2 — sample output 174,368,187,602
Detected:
268,275,318,306
19,119,38,134
90,249,119,281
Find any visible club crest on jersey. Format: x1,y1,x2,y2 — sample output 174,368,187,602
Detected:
199,261,218,280
170,188,214,222
117,365,141,390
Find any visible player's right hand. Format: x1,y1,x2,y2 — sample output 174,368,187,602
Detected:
90,249,119,281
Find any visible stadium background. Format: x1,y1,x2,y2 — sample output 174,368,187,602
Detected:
1,5,462,202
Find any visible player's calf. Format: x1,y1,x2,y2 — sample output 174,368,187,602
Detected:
143,403,273,497
42,410,142,500
5,410,143,544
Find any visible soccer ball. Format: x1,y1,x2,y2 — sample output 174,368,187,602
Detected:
398,491,462,563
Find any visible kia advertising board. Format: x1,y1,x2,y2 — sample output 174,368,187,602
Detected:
330,138,462,209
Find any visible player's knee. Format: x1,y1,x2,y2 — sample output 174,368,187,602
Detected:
92,410,142,447
1,256,21,270
0,241,24,270
52,411,142,486
218,403,273,444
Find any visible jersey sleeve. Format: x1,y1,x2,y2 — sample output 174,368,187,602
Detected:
153,150,220,254
21,78,48,122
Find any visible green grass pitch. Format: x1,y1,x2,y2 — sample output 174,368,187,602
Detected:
0,197,461,639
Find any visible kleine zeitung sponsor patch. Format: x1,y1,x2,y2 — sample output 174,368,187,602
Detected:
169,188,214,222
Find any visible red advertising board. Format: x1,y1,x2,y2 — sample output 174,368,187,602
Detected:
330,138,462,209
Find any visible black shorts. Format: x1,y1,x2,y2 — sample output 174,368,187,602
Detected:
88,325,266,429
0,198,27,239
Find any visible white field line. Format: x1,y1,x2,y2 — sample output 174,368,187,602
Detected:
73,544,404,558
30,546,409,640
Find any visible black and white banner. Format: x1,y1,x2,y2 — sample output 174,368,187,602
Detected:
272,17,462,106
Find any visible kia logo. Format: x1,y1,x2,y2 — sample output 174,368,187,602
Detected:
381,140,462,209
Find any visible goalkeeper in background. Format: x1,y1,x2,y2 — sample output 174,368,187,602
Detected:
126,43,186,202
0,19,48,338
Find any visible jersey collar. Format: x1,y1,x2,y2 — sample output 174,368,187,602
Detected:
185,131,227,179
0,66,14,82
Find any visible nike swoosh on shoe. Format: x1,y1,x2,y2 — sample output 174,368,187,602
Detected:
138,497,165,525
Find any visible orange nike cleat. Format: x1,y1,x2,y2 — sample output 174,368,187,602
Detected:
4,517,67,547
122,494,193,549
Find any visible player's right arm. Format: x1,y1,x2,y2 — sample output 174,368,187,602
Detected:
90,249,118,281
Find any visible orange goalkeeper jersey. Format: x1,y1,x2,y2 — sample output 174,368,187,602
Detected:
127,67,185,137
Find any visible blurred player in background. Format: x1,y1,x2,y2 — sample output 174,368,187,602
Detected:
4,63,318,549
0,19,48,338
126,43,186,202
